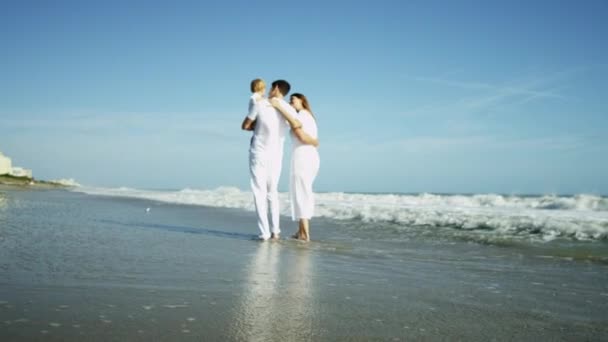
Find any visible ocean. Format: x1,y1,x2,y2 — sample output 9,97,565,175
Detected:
0,187,607,341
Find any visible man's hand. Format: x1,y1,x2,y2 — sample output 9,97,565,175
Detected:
241,118,256,131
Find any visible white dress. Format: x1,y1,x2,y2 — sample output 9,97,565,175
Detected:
290,110,320,220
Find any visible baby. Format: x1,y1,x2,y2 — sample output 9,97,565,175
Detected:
248,78,266,123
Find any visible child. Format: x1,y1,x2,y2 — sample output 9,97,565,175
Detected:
247,78,266,124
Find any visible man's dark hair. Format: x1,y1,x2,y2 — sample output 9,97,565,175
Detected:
271,80,291,96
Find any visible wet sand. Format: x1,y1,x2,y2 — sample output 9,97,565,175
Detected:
1,189,607,341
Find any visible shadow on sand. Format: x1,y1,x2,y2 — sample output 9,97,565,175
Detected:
97,219,258,241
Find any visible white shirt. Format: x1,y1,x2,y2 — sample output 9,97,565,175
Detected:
247,96,291,156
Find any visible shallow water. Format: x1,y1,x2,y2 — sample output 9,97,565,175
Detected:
0,189,607,341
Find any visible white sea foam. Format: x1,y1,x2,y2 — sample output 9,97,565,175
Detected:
72,186,608,241
51,178,81,187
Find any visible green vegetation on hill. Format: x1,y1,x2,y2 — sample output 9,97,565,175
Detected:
0,173,33,183
0,174,67,188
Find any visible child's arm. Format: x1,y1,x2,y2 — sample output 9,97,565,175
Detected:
241,98,258,131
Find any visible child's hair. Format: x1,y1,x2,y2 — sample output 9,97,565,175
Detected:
250,78,266,93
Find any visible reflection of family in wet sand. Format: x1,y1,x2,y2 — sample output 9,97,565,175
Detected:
228,242,313,341
242,79,320,242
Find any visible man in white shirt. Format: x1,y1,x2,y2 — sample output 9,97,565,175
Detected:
241,80,295,240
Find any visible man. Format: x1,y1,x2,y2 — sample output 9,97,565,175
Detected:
241,80,295,240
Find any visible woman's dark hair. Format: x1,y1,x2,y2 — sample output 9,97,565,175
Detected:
291,93,315,119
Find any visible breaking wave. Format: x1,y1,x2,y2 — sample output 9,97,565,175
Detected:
72,186,608,242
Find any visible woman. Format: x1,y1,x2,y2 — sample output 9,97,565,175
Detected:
270,93,320,241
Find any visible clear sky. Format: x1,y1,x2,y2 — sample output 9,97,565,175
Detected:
1,0,607,194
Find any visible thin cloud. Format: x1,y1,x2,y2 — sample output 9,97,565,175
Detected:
403,67,588,120
0,111,240,139
326,134,591,155
412,76,565,100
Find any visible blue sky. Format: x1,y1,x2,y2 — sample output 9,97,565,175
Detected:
1,0,607,194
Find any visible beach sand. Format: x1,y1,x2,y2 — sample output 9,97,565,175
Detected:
0,189,607,341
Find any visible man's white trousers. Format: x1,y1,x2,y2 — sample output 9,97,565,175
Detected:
249,152,282,239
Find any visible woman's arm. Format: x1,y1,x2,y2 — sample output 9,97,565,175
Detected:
270,98,319,147
293,127,319,147
270,98,301,128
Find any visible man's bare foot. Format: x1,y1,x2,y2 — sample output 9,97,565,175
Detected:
270,233,280,240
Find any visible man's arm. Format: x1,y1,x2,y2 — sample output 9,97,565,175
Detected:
241,117,256,131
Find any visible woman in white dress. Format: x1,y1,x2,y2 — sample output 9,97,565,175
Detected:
271,93,320,241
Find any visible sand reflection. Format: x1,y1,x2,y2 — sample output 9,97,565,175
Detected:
0,194,6,232
230,243,314,341
230,242,280,341
278,246,314,338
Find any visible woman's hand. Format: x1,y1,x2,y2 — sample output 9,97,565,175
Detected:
270,97,281,108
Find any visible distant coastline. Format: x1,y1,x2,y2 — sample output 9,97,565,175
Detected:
0,174,70,190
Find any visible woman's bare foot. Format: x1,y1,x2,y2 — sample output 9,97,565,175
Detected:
297,228,309,242
270,233,280,240
299,219,310,242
